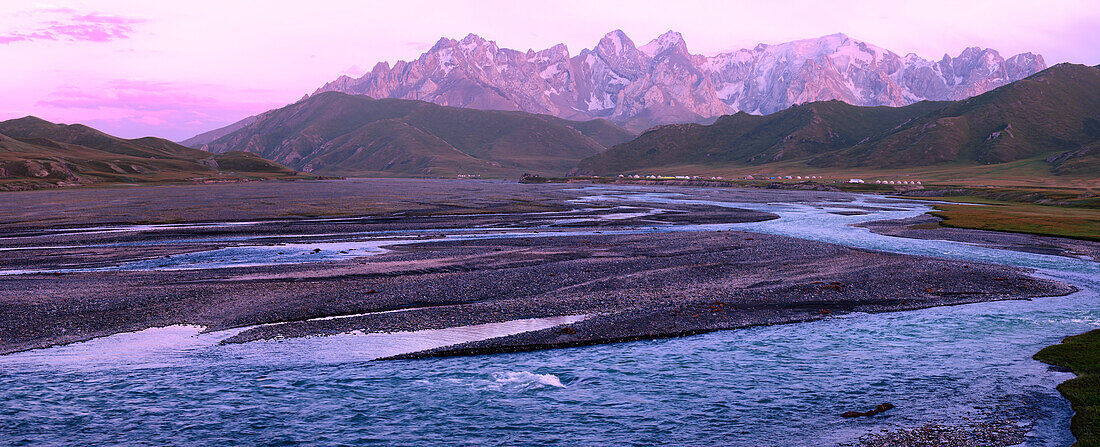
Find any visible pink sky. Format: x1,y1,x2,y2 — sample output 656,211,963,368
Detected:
2,0,1098,141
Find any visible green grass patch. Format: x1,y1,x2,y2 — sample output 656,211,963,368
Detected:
906,195,1009,205
911,187,1100,240
929,202,1100,241
1035,330,1100,446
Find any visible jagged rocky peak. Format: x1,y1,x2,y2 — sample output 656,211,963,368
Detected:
1006,52,1047,77
750,33,844,57
761,33,892,67
460,33,485,44
952,47,1002,70
310,30,1048,131
596,29,637,56
430,36,457,52
458,33,500,54
530,43,569,59
640,30,689,57
427,33,490,56
781,32,853,54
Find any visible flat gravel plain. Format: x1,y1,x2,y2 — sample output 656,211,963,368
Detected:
0,179,1081,356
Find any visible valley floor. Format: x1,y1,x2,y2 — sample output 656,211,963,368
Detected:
3,178,1098,446
0,179,1084,356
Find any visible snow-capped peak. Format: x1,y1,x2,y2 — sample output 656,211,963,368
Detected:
597,29,634,55
640,30,687,57
760,33,857,58
429,36,457,52
313,30,1047,130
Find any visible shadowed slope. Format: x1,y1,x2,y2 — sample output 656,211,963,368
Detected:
576,64,1100,179
197,92,634,177
0,117,300,190
575,100,947,173
812,63,1100,168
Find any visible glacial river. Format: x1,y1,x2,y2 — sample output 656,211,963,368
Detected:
1,188,1097,446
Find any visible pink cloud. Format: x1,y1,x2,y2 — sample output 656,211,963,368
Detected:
1,10,144,44
30,80,287,141
39,80,226,111
138,115,167,126
4,0,1097,144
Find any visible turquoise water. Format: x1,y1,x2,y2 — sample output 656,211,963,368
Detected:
1,190,1097,446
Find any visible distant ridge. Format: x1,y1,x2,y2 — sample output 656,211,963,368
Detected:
179,115,258,147
195,92,635,177
0,117,300,190
310,30,1046,131
574,63,1100,177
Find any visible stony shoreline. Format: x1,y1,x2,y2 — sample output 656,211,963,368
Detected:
376,233,1074,360
0,227,1075,356
0,179,1081,357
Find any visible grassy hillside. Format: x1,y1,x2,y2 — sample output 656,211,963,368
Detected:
177,115,259,148
197,92,634,177
530,114,636,148
0,117,303,190
575,100,948,174
1,116,211,160
575,64,1100,186
813,63,1100,168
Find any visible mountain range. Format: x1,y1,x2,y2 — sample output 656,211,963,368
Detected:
311,30,1046,131
574,63,1100,177
0,117,299,190
194,92,635,177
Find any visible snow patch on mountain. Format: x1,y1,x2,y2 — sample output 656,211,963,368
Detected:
312,30,1046,131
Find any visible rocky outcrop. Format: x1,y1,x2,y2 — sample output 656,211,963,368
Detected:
841,402,895,418
313,31,1045,131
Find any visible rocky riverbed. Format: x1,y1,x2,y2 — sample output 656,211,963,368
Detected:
2,179,1097,446
0,179,1077,356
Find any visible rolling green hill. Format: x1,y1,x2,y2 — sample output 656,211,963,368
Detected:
812,63,1100,169
194,92,635,177
575,64,1100,183
0,117,301,190
574,100,948,174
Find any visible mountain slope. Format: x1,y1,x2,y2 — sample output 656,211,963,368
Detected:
0,117,300,190
179,115,259,147
575,64,1100,177
526,114,636,148
809,63,1100,168
196,92,631,177
312,30,1045,131
1,116,211,160
575,100,948,174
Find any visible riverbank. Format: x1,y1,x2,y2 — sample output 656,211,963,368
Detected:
1035,329,1100,447
1,178,1095,446
858,214,1100,261
522,175,1100,241
2,228,1074,355
0,180,1076,355
898,193,1100,242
